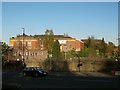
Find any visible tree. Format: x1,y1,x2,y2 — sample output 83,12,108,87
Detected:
85,36,95,48
2,42,8,54
84,36,97,57
2,42,9,60
78,48,88,57
85,36,91,48
118,45,120,58
43,29,54,54
106,42,115,58
52,40,61,59
99,38,107,57
65,50,77,59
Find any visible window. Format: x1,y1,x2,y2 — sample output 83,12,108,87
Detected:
17,41,20,47
26,52,28,56
69,44,72,47
28,41,31,48
64,45,67,51
22,41,26,47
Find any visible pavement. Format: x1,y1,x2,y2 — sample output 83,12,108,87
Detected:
49,71,113,77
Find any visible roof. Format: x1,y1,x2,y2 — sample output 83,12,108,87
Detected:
10,34,74,40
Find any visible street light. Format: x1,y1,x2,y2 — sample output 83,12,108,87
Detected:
22,28,25,64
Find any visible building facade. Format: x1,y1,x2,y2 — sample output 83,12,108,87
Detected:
55,36,84,52
9,34,84,61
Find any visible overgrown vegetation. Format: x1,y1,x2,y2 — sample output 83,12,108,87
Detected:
43,29,54,54
79,36,118,58
52,40,64,60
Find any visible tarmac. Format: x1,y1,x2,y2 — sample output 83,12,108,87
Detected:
2,69,119,78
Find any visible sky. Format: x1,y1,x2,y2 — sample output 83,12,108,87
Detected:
2,2,118,45
1,0,120,2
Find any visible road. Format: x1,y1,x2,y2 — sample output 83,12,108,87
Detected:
2,71,120,89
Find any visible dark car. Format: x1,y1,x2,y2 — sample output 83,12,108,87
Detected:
23,67,48,77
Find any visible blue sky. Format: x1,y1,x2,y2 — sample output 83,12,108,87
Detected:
2,2,118,45
1,0,120,2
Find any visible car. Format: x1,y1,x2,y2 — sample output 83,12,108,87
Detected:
22,67,48,77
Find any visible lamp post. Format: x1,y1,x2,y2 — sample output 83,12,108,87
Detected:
22,28,25,65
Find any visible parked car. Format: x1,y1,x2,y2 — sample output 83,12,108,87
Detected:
23,67,48,77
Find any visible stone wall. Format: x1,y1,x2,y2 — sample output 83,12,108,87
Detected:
25,58,116,72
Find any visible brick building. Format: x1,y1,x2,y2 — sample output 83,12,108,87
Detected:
54,35,84,52
9,34,84,61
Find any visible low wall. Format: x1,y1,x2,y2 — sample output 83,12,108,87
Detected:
25,58,116,72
